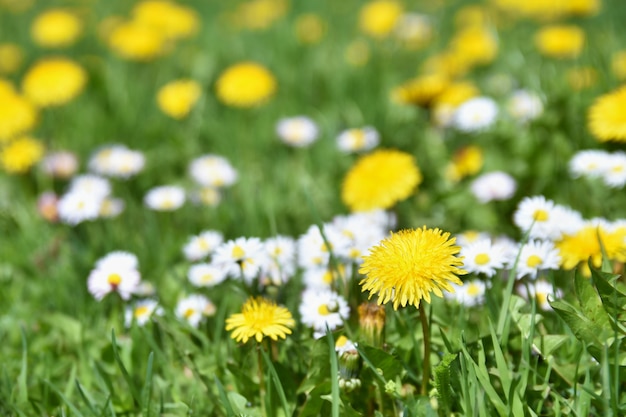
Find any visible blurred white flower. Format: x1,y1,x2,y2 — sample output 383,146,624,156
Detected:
189,154,237,188
183,230,224,261
188,262,228,287
453,97,498,132
89,145,145,178
337,127,380,153
506,90,543,123
276,116,319,147
470,171,517,203
175,294,215,328
144,185,186,211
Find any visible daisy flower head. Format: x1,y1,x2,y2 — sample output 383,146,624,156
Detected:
297,224,350,269
212,237,268,282
331,213,388,264
88,145,145,178
182,230,224,261
22,57,87,107
453,97,499,133
394,12,433,50
506,90,543,123
335,335,358,355
0,136,44,174
470,171,517,203
188,262,228,288
31,8,82,48
459,238,507,277
303,264,350,290
189,154,237,188
215,62,276,108
337,127,380,153
176,294,215,328
124,299,162,327
513,196,573,240
157,79,202,119
569,149,609,179
276,116,319,147
57,191,103,225
299,289,350,337
514,240,561,280
341,149,422,212
588,86,626,142
96,251,139,270
41,151,79,179
87,260,141,301
445,279,487,307
189,187,222,207
144,185,185,211
68,174,111,200
359,227,467,309
602,152,626,188
262,235,297,285
225,296,295,343
100,197,125,218
517,279,562,311
455,230,491,247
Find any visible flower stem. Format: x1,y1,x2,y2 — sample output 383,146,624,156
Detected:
257,345,267,417
419,304,430,396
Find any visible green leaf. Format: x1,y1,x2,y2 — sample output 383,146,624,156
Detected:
434,353,456,416
110,329,141,408
261,348,293,417
575,270,612,331
548,299,603,350
590,267,626,334
531,335,569,359
357,345,404,382
509,295,542,338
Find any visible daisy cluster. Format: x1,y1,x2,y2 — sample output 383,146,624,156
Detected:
569,150,626,188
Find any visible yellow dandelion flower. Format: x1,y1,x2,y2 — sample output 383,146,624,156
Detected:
215,62,276,108
22,58,87,107
0,136,44,174
566,0,601,16
31,9,82,48
445,145,483,182
231,0,288,31
567,67,597,91
157,79,202,119
421,51,470,79
359,0,403,38
108,20,167,61
611,51,626,81
295,13,326,44
341,149,422,212
132,0,199,40
0,43,23,74
433,81,479,108
450,27,498,67
391,73,450,107
588,86,626,142
454,5,491,28
0,89,38,142
360,227,466,310
535,25,584,59
225,297,295,343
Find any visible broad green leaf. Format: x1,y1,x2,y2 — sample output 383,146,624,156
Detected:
357,345,404,381
548,299,603,348
531,335,569,359
575,270,612,331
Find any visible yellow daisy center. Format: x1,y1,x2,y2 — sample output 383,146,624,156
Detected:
231,245,245,259
134,306,149,318
108,273,122,286
184,308,196,319
474,253,490,265
467,283,481,296
526,255,543,268
533,209,549,222
318,304,330,316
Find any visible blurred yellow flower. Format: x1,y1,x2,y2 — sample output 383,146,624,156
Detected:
31,9,82,48
22,58,87,107
157,79,202,119
450,27,498,67
567,67,597,91
215,62,276,108
491,0,599,20
445,145,484,182
394,13,432,50
588,86,626,142
0,136,44,174
0,87,38,142
359,227,466,309
359,0,403,38
422,52,470,79
0,43,23,74
392,73,450,107
225,297,295,343
434,81,479,108
345,40,370,67
231,0,288,31
611,51,626,81
132,0,199,40
295,13,326,44
535,25,584,59
454,5,491,28
342,149,422,212
108,20,167,61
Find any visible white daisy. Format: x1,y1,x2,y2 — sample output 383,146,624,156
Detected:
297,224,351,268
144,185,186,211
124,299,162,327
276,116,319,147
335,335,358,355
513,196,562,240
506,90,543,123
57,191,102,225
68,174,111,200
514,240,561,280
517,279,562,311
299,289,350,337
189,187,222,207
188,154,237,188
394,13,432,47
212,237,269,283
459,238,508,277
455,230,492,247
337,127,380,153
188,263,228,287
96,251,139,270
332,213,387,264
175,294,216,328
303,264,350,290
182,230,224,261
89,145,145,178
470,171,517,203
262,235,297,285
602,152,626,188
453,97,498,133
445,279,487,307
99,197,125,218
40,151,79,179
87,265,141,301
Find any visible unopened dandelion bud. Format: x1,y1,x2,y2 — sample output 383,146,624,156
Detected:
338,348,361,380
358,302,386,347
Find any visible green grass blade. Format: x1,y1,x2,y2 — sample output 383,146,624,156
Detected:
326,330,340,417
110,329,141,408
214,376,236,417
260,348,292,417
141,352,154,417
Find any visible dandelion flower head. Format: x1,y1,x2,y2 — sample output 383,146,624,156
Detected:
535,25,584,59
31,8,82,48
215,62,277,108
157,79,202,119
225,297,295,343
0,87,37,142
0,136,44,174
359,227,467,309
588,86,626,143
22,57,87,107
359,0,403,38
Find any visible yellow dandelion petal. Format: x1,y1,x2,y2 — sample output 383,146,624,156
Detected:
0,136,44,174
360,227,466,310
215,62,276,108
341,149,422,212
359,0,403,38
108,20,167,61
391,73,450,107
157,79,202,119
588,86,626,143
132,0,199,40
535,25,585,59
0,89,38,142
22,57,87,107
31,9,82,48
225,297,295,344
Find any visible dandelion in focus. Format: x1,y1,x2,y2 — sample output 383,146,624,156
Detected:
588,86,626,143
226,297,295,343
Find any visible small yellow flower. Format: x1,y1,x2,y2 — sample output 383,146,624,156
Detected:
230,0,288,31
225,297,295,343
108,20,167,61
421,51,470,79
215,62,276,108
22,58,87,107
535,25,584,59
360,227,466,309
450,27,498,67
359,0,403,38
341,149,422,212
132,0,199,40
31,9,82,48
0,43,23,74
611,51,626,81
157,79,202,119
295,13,326,44
445,145,484,182
588,86,626,142
433,81,479,108
0,88,38,142
0,136,44,174
391,73,450,107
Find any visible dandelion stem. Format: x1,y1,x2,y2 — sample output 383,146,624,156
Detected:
419,304,430,396
257,345,267,417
